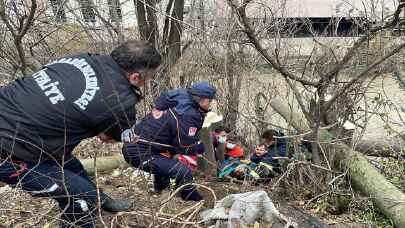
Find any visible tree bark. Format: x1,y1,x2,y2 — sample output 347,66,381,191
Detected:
216,143,226,164
344,146,405,227
148,0,185,95
198,127,217,178
270,97,405,227
0,0,37,76
164,0,184,68
223,41,242,130
354,139,403,158
270,97,311,132
135,0,158,46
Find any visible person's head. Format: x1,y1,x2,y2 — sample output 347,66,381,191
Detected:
214,126,230,144
261,129,278,147
187,82,216,111
225,134,239,150
97,133,116,143
255,144,268,157
111,40,162,87
214,126,230,143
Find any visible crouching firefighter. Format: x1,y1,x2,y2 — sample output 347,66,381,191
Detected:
122,82,216,201
0,40,162,227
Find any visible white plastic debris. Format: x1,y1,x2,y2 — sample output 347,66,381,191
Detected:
131,169,151,178
111,169,121,177
0,185,12,194
202,112,223,128
201,190,293,228
343,120,356,130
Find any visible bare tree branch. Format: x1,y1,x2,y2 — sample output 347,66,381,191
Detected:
321,2,405,83
135,0,158,46
0,0,17,37
325,41,405,112
161,0,175,49
91,0,124,43
0,0,37,75
226,0,318,86
18,0,36,39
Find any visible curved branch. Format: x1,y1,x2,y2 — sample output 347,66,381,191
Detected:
92,1,123,42
0,0,37,75
17,0,37,40
324,41,405,112
226,0,318,87
0,0,17,37
322,2,405,83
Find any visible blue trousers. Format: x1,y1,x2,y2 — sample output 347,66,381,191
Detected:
0,155,99,227
123,143,202,201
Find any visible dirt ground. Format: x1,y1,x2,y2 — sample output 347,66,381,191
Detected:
0,164,385,227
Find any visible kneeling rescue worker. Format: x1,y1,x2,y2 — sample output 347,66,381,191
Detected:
122,82,216,201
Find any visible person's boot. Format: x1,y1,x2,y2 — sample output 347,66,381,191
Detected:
180,186,203,201
100,192,134,212
149,176,170,195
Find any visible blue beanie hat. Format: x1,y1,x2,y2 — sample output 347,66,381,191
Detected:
187,82,216,99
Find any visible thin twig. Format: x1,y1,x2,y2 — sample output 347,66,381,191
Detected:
180,201,204,228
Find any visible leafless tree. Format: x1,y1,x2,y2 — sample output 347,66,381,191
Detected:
226,0,405,166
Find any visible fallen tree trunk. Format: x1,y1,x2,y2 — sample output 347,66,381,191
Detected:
276,205,330,228
344,146,405,226
271,98,404,158
269,98,311,132
80,155,128,176
354,139,403,158
270,97,405,227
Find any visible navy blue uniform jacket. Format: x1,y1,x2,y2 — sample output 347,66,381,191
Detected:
132,89,205,155
0,54,139,162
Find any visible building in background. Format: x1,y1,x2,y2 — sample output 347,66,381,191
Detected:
37,0,398,31
37,0,137,28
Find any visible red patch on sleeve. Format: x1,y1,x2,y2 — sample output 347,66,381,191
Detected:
188,127,197,136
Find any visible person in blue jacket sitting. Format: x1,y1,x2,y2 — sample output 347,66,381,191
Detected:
250,129,287,174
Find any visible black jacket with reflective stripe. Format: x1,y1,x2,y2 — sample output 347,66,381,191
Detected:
0,54,139,162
